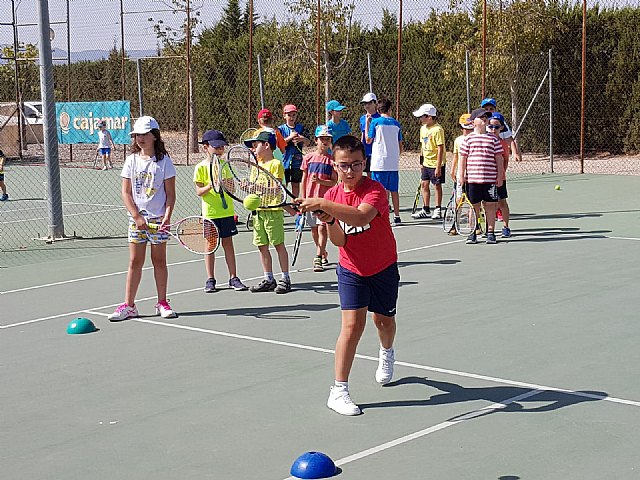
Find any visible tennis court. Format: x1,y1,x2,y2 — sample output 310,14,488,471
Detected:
2,173,639,479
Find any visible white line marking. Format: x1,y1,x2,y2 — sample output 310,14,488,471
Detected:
0,239,456,295
129,319,640,408
281,389,545,480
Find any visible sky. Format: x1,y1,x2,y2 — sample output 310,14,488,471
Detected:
0,0,629,55
0,0,460,54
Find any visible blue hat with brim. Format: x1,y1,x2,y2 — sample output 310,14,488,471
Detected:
326,100,346,112
481,97,497,108
199,129,228,148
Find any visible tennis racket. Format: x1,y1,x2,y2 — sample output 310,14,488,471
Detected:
411,182,422,215
223,145,299,210
291,214,306,267
208,152,229,210
239,128,258,144
454,189,478,236
147,215,220,255
442,187,457,234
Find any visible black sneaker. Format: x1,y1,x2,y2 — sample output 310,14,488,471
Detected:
250,278,277,293
466,232,477,244
274,278,292,294
204,278,217,293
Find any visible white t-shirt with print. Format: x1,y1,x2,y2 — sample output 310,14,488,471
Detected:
121,153,177,218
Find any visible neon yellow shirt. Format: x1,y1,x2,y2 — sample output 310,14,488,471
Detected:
256,157,285,212
420,124,446,168
193,158,235,219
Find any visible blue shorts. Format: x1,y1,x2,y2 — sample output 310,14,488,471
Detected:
337,262,399,316
210,215,238,238
370,171,399,192
99,147,111,155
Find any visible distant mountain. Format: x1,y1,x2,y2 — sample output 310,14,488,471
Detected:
49,49,159,64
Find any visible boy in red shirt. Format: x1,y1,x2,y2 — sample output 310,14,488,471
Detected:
297,136,399,416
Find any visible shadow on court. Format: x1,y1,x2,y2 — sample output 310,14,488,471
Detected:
502,230,611,243
398,259,461,268
292,280,419,293
359,377,607,416
178,302,340,320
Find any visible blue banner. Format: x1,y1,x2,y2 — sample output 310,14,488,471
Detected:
56,101,131,145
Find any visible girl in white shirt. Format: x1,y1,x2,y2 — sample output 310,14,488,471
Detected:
108,116,178,321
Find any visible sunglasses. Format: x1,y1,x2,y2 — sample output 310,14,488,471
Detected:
487,124,501,129
335,162,364,172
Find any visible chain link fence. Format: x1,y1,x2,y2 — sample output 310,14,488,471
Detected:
1,0,639,266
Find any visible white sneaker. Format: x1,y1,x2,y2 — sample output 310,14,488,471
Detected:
411,209,430,219
327,386,361,416
108,303,138,321
431,207,442,220
375,347,395,385
155,300,177,318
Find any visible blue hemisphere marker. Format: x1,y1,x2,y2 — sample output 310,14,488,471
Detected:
290,451,337,479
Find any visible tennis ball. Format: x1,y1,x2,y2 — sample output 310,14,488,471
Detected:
555,185,561,190
243,194,261,210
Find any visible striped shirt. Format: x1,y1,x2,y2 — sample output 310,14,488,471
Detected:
459,132,504,184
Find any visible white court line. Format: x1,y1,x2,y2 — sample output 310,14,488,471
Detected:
129,318,640,409
281,389,545,480
0,239,459,296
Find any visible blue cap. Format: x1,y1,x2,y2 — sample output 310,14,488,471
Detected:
480,97,497,108
199,129,228,147
490,112,507,132
326,100,346,112
314,125,332,138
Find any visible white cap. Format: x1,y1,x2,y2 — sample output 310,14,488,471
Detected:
412,104,437,117
130,115,160,136
360,92,377,103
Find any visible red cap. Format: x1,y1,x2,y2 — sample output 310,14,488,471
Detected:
283,104,298,114
257,108,273,120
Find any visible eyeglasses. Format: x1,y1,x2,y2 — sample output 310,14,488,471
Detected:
335,162,364,172
487,124,501,129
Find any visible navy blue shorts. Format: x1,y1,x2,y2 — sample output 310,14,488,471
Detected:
210,216,238,238
336,262,399,316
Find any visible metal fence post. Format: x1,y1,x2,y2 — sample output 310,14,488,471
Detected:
549,49,554,173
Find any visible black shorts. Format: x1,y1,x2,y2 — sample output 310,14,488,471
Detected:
285,168,303,184
0,173,4,181
497,181,508,200
466,183,499,204
365,155,371,173
210,216,238,238
420,166,446,185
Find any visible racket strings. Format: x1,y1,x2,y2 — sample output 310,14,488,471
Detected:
176,218,219,254
227,158,286,207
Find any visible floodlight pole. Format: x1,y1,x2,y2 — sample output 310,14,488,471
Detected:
395,0,403,118
37,0,65,240
11,0,25,157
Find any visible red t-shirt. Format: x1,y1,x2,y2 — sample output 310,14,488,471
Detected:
324,177,398,277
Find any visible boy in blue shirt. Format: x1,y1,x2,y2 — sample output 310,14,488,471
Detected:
359,92,380,174
277,104,310,198
326,100,351,143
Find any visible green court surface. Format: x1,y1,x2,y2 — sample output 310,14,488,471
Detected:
1,174,639,479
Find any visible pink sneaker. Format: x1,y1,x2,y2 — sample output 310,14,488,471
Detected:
108,303,138,321
155,300,177,318
496,208,503,222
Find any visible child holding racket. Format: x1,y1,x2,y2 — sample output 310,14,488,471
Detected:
300,125,338,272
194,129,248,293
297,135,399,416
108,116,177,321
244,131,292,294
488,113,512,238
278,104,310,198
